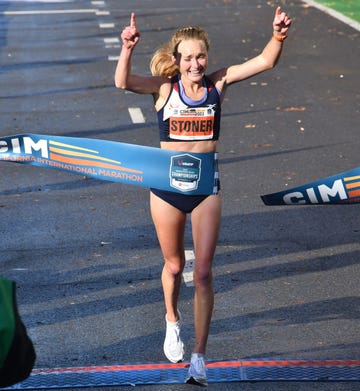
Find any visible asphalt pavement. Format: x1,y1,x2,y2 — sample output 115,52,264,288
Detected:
0,0,359,390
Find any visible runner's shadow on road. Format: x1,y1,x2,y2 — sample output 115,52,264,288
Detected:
13,204,359,315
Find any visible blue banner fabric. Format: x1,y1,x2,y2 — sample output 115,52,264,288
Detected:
261,166,360,205
0,134,218,195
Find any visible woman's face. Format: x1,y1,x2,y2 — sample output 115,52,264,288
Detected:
174,39,208,83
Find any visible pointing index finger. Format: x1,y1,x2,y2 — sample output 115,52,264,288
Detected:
130,12,136,28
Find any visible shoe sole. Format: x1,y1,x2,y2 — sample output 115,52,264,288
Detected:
186,376,208,387
163,346,185,363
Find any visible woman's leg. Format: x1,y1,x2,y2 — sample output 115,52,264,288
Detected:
190,194,221,354
150,192,187,362
150,192,187,323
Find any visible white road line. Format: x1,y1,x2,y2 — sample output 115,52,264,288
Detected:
128,107,145,124
99,22,115,29
108,55,119,61
3,9,98,15
7,0,73,2
183,250,195,287
91,0,105,6
104,37,120,49
96,10,110,16
104,37,119,44
302,0,360,32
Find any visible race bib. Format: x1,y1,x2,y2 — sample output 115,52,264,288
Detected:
169,107,215,140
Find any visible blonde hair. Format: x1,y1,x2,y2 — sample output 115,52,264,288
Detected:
150,26,210,77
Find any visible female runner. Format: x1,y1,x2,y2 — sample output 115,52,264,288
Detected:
115,7,291,385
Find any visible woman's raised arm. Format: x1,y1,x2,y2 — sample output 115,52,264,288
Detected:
114,13,162,94
212,6,292,89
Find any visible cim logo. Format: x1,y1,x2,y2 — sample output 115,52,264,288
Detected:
0,136,48,158
283,176,360,204
283,179,347,204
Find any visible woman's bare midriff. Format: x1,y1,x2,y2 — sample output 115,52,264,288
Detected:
160,140,218,153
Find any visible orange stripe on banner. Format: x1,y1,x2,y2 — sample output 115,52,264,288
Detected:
348,189,360,198
49,146,122,165
49,153,142,174
345,181,360,190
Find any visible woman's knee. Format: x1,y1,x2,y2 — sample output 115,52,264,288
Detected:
163,257,185,276
193,265,213,288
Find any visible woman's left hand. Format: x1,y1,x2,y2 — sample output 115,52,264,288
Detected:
273,6,292,34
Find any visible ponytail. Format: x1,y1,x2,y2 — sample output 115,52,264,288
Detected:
150,43,179,77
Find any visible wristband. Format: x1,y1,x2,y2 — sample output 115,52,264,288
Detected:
273,33,288,42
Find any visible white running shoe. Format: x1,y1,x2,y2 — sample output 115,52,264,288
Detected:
163,312,185,363
185,353,208,387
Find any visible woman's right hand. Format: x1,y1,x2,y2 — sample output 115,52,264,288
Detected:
120,13,140,50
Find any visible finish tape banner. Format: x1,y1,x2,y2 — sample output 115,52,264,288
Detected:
261,166,360,205
0,134,218,195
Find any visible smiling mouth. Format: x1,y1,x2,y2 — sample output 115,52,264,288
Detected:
188,69,203,76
